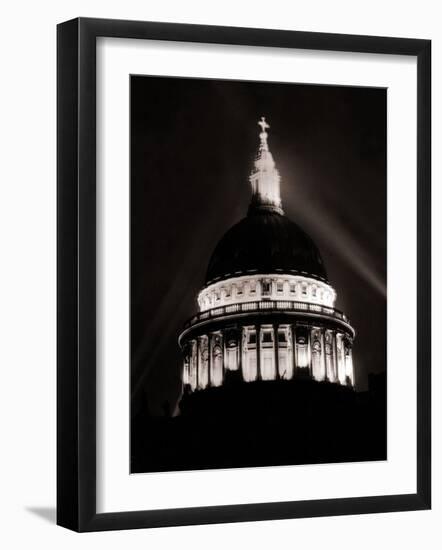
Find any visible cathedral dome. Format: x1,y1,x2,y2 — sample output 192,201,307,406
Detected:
179,117,355,397
205,208,328,284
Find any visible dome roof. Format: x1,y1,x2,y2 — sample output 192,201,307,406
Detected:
205,209,328,285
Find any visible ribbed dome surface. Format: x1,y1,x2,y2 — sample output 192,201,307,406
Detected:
205,210,328,284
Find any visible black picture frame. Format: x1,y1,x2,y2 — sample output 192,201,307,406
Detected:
57,17,431,532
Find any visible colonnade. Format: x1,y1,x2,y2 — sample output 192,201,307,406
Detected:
182,323,354,391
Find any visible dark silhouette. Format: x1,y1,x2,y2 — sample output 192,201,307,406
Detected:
131,373,386,473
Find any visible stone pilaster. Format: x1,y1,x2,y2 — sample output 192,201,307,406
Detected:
274,323,280,379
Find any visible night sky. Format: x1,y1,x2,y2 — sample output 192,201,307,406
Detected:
130,76,386,417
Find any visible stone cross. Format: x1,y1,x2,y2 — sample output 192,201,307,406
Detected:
258,116,270,132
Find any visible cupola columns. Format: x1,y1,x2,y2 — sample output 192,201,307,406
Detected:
249,117,284,215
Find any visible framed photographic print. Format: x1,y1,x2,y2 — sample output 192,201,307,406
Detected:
57,17,431,532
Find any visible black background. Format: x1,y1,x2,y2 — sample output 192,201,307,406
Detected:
130,76,386,417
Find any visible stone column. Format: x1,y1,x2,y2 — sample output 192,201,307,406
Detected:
238,326,243,373
291,323,297,375
181,360,186,388
222,329,227,374
348,341,355,386
207,332,212,387
320,328,326,381
307,327,312,377
325,330,331,381
196,337,200,389
189,340,196,391
343,337,354,386
273,323,280,379
256,324,261,380
336,333,345,383
332,330,338,383
241,328,247,381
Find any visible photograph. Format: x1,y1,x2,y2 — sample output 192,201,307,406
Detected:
130,75,387,473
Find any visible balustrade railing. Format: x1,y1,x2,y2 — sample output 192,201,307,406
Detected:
183,299,350,329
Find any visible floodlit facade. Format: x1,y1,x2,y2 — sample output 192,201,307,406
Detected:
178,117,355,392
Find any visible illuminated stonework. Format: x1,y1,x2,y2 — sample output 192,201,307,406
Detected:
249,117,283,214
179,118,356,393
198,274,336,311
